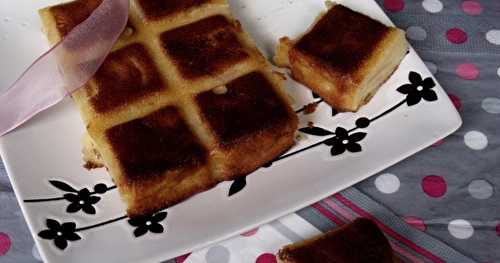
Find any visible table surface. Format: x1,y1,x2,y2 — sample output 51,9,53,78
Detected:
1,0,499,262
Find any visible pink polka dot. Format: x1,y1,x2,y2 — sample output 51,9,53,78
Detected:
462,1,482,15
384,0,405,12
446,28,468,44
404,216,427,231
448,93,462,111
422,175,447,198
456,63,480,80
0,232,11,256
175,253,191,263
241,228,259,237
496,223,500,237
256,253,277,263
432,139,445,147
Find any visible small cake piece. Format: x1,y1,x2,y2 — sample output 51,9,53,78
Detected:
277,218,396,263
274,3,408,112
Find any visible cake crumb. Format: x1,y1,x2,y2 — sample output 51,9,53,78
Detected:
83,161,104,170
273,71,287,81
212,85,228,95
303,102,319,114
308,121,314,128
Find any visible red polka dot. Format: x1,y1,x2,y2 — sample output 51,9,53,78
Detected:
446,28,468,44
448,93,462,111
256,253,277,263
462,1,482,15
241,228,259,237
0,232,11,256
384,0,405,12
404,216,427,231
422,175,447,198
456,63,480,80
496,223,500,237
175,253,191,263
432,139,445,147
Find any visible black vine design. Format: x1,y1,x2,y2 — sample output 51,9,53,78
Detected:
228,177,247,197
38,211,168,250
228,71,438,196
323,127,366,155
128,211,168,237
24,180,116,215
398,71,437,106
28,71,437,252
38,219,81,250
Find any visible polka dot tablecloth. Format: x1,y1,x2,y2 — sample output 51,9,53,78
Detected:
1,0,499,262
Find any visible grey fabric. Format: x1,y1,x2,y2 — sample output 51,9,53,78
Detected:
356,1,500,262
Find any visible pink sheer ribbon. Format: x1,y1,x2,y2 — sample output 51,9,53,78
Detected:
0,0,129,136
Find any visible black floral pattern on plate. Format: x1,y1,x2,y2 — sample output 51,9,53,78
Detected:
228,177,247,196
27,71,440,250
24,181,116,215
128,212,168,237
397,71,437,106
64,189,101,214
38,219,81,250
324,127,367,156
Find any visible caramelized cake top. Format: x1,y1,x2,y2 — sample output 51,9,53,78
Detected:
279,218,394,263
91,43,167,113
196,72,292,147
137,0,211,20
295,5,389,73
160,15,249,80
106,106,208,181
47,0,103,36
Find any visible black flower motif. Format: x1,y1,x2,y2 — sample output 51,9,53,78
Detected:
128,211,168,237
228,177,247,196
38,219,81,250
397,71,437,106
63,188,100,214
325,127,366,156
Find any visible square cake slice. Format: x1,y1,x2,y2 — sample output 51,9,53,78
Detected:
277,218,397,263
194,71,297,180
274,3,408,112
93,106,215,217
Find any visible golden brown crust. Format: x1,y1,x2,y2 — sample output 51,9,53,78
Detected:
274,4,408,112
40,0,298,217
160,15,250,80
91,43,168,113
195,71,297,180
105,106,208,182
277,218,396,263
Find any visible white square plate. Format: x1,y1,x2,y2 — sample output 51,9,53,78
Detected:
0,0,461,262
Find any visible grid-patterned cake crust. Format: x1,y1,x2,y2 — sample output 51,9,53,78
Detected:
39,0,297,217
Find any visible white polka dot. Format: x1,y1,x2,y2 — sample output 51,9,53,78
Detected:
497,67,500,78
32,245,42,261
486,30,500,45
406,26,427,41
422,0,443,13
482,97,500,114
205,245,230,263
448,219,474,239
464,131,488,150
375,173,400,194
424,61,438,74
468,180,494,199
